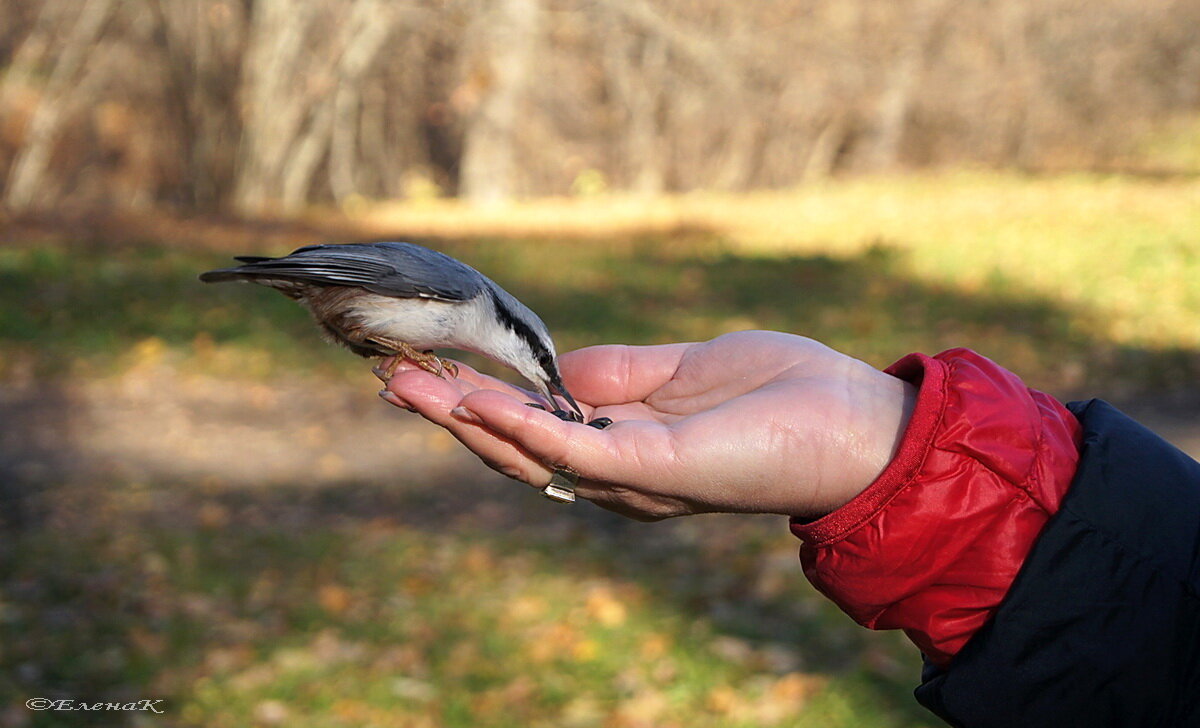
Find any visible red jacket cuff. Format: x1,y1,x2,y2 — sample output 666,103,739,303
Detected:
790,349,1082,666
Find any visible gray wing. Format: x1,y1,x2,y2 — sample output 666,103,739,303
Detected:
201,242,485,301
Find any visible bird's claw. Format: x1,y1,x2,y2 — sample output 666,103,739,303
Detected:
377,354,410,382
373,344,458,381
417,350,458,379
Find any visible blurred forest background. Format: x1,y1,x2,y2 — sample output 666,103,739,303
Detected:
1,1,1199,727
2,0,1200,211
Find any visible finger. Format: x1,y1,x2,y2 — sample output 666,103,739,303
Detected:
384,358,540,404
387,368,555,483
455,389,678,486
385,366,468,411
452,390,698,518
455,389,612,472
558,343,692,407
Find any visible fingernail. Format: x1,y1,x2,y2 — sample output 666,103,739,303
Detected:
371,365,389,382
450,406,483,424
378,389,415,412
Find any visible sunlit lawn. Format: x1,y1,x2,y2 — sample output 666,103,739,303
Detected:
4,171,1198,392
2,171,1198,727
362,171,1200,376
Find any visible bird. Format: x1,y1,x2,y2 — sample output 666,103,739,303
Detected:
199,241,583,419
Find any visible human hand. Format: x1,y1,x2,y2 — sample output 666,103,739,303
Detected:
379,331,916,521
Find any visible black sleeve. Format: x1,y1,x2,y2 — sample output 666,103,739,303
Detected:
914,399,1200,727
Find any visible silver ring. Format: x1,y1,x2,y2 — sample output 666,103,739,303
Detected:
541,468,578,503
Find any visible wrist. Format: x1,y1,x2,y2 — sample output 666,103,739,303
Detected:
866,371,919,498
805,365,918,518
789,349,1083,665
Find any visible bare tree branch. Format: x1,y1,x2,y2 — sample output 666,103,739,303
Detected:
4,0,116,210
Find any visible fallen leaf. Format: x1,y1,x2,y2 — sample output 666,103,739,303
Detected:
253,699,289,725
585,586,626,627
318,584,352,615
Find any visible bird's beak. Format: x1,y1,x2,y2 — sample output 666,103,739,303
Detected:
547,380,584,421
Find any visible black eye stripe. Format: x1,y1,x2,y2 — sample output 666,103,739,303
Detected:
488,289,558,378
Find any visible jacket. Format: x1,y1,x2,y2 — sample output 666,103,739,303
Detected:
791,349,1200,726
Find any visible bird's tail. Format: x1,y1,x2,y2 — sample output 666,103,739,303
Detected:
198,267,261,283
200,253,383,288
199,255,283,283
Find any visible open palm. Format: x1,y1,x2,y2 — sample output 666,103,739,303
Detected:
381,331,914,520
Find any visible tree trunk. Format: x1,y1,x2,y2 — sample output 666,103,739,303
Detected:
232,0,317,215
866,0,947,170
3,0,115,211
459,0,540,206
328,0,394,205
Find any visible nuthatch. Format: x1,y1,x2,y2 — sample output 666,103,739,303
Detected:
200,241,583,419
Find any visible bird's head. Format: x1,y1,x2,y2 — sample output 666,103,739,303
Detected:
482,286,583,419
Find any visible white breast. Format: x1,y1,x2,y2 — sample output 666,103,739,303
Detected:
345,293,496,353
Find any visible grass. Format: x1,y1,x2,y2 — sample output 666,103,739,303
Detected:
2,483,926,728
3,170,1198,393
365,171,1200,357
2,170,1198,727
